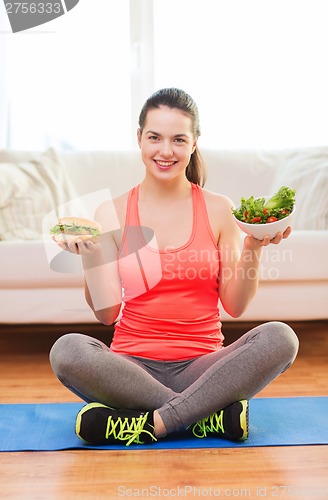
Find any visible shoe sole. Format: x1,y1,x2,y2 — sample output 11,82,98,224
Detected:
239,400,249,441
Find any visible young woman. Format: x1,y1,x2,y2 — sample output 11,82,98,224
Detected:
50,88,299,446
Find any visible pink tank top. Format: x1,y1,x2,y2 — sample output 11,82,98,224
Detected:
111,182,224,361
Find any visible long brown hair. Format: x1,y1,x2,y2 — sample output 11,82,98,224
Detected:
138,88,207,187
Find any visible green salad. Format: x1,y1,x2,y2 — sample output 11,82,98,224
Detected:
232,186,296,224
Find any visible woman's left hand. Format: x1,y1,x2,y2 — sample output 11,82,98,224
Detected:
245,226,292,249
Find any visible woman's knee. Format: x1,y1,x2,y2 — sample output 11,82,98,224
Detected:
267,321,299,366
49,333,86,376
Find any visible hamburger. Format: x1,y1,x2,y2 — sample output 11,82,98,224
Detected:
50,216,102,243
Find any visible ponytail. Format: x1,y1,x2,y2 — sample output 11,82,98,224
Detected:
185,146,207,187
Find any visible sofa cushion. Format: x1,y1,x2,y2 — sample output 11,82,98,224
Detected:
203,149,278,204
270,146,328,230
0,149,75,240
0,240,83,288
58,150,144,197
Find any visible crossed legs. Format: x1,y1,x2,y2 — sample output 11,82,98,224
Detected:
50,321,298,439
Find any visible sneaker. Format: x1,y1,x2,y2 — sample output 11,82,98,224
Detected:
191,400,249,441
75,402,157,446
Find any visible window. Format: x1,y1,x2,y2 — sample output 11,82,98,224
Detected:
1,0,327,150
2,0,131,150
153,0,328,149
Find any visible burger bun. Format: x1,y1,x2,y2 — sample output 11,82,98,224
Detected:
57,216,102,233
53,233,100,244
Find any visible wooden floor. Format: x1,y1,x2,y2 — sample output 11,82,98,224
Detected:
0,321,327,499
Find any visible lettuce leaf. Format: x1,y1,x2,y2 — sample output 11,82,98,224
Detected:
232,186,296,224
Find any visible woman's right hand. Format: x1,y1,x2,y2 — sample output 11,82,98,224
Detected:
52,235,100,256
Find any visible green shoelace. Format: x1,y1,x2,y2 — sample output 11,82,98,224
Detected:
105,412,157,446
192,411,224,438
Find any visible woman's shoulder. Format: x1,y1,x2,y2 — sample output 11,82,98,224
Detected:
200,186,235,212
94,188,133,231
198,186,236,239
112,191,131,227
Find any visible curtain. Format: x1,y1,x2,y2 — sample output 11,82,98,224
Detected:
0,6,10,147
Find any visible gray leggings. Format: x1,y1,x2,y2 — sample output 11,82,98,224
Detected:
50,321,299,434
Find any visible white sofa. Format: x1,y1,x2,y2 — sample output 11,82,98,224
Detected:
0,146,327,325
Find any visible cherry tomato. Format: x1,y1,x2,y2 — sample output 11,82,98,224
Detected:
250,217,262,223
267,216,278,223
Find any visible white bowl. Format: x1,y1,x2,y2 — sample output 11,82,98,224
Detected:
233,197,296,240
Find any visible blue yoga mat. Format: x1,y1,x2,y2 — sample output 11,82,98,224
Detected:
0,397,327,451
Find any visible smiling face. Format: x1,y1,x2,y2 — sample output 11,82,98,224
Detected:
137,105,197,183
